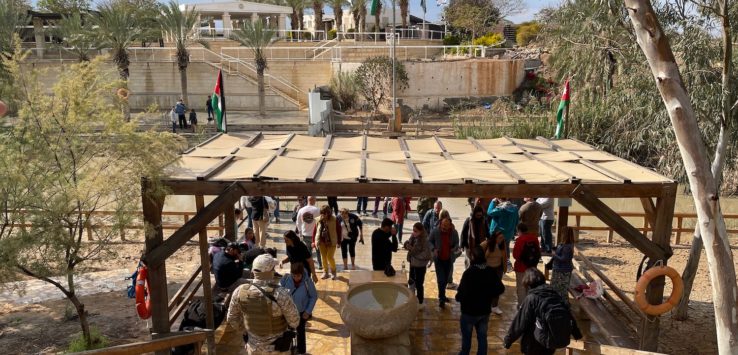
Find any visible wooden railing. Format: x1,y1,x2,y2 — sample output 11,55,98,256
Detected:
565,340,665,355
567,211,738,244
74,330,211,355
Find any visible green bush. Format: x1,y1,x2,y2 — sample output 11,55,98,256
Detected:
355,56,409,113
330,71,360,111
67,327,109,353
516,21,540,46
328,29,337,40
472,33,504,47
302,31,313,40
443,34,461,46
346,28,355,39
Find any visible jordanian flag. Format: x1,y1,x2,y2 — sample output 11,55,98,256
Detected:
211,70,227,133
370,0,379,16
554,79,570,139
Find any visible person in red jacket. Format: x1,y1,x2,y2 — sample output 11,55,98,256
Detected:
512,223,541,307
391,196,412,243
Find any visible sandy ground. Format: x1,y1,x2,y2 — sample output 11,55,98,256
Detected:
0,198,729,354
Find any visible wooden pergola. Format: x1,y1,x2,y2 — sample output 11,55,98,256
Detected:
141,133,677,352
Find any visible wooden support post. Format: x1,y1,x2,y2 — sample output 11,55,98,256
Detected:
225,203,236,241
196,195,216,355
557,206,569,246
640,197,657,229
141,178,170,355
638,186,676,352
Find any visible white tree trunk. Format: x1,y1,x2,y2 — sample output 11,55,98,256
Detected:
623,1,738,353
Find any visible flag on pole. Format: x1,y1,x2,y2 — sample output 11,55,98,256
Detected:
370,0,379,16
211,70,227,133
421,0,426,13
554,79,570,139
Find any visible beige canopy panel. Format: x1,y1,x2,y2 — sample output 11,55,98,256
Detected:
166,133,674,188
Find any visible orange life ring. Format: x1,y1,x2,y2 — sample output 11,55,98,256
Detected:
634,265,683,316
117,88,130,100
135,266,152,319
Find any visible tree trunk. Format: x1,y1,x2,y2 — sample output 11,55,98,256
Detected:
374,2,382,32
400,1,408,27
257,67,266,117
623,1,738,353
335,7,343,39
179,67,188,106
313,1,323,39
674,0,733,321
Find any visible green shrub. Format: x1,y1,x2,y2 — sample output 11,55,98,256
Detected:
443,34,461,45
328,29,337,40
516,21,540,46
330,71,360,110
346,28,355,39
67,327,109,353
472,33,504,47
302,31,313,40
355,56,409,113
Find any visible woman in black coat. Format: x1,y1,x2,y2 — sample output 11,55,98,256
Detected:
338,208,363,270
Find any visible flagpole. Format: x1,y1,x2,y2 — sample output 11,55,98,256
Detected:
563,81,570,138
392,0,397,128
222,70,227,134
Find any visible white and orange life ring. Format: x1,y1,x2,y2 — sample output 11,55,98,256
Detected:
634,265,683,316
135,265,152,319
117,88,130,100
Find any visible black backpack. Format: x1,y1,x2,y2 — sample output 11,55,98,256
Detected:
520,240,541,267
534,296,574,349
172,299,226,355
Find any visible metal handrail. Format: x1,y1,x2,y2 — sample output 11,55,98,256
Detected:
218,44,488,62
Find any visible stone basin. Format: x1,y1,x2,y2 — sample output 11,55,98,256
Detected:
340,281,418,339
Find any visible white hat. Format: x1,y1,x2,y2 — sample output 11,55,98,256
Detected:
252,254,278,273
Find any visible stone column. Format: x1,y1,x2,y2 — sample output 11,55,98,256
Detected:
196,14,202,38
223,12,232,37
279,14,287,38
32,17,45,59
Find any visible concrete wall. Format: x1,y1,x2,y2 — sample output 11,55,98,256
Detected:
334,59,526,110
268,61,333,93
21,61,299,111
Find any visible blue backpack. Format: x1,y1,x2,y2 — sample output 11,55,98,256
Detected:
125,263,142,299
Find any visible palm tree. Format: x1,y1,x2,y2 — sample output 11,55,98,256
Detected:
399,0,408,27
351,0,367,40
231,21,275,117
286,0,306,32
373,0,383,33
53,13,98,62
158,0,208,106
92,1,144,121
328,0,347,38
312,0,324,39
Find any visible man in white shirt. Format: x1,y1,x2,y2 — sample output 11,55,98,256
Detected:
296,196,321,270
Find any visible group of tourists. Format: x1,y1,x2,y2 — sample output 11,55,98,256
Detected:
213,195,580,355
168,96,217,133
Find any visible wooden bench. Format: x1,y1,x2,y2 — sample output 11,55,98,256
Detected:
569,272,639,350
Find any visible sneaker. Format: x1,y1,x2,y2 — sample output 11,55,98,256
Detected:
321,273,330,279
491,307,503,315
331,274,337,280
446,282,457,290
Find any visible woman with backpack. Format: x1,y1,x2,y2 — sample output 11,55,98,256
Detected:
503,268,582,354
551,227,576,305
512,223,541,306
404,222,432,309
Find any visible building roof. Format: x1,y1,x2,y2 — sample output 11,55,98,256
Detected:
163,133,674,198
181,0,292,15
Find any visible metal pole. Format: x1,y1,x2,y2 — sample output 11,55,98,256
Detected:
392,0,397,126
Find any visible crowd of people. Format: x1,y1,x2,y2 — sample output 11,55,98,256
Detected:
205,195,580,354
168,96,217,133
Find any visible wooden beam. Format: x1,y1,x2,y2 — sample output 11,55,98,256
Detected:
161,179,675,199
281,133,296,148
77,331,210,355
224,200,236,241
306,157,325,183
639,186,676,351
566,340,667,355
397,136,409,151
640,197,657,229
197,155,235,181
242,132,263,147
144,182,245,268
571,185,667,260
359,151,368,182
467,137,526,183
323,134,333,151
252,147,285,180
362,134,368,151
537,136,631,183
196,132,223,148
168,266,201,312
405,159,421,183
523,150,580,183
140,178,170,354
195,195,216,354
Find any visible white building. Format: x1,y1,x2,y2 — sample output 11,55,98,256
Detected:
180,0,293,38
303,7,405,34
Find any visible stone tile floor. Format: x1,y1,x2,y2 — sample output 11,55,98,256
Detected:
216,209,601,354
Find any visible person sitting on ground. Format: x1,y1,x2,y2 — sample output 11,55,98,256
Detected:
227,254,300,354
404,222,432,309
241,227,256,251
279,262,317,355
479,229,507,315
212,243,245,292
371,218,398,271
279,230,318,283
338,208,364,270
512,223,542,306
504,268,582,355
243,246,278,271
456,246,505,355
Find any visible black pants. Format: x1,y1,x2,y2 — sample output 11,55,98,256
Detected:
340,237,357,259
327,197,339,215
409,266,427,304
356,197,368,214
178,114,187,129
297,312,307,353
